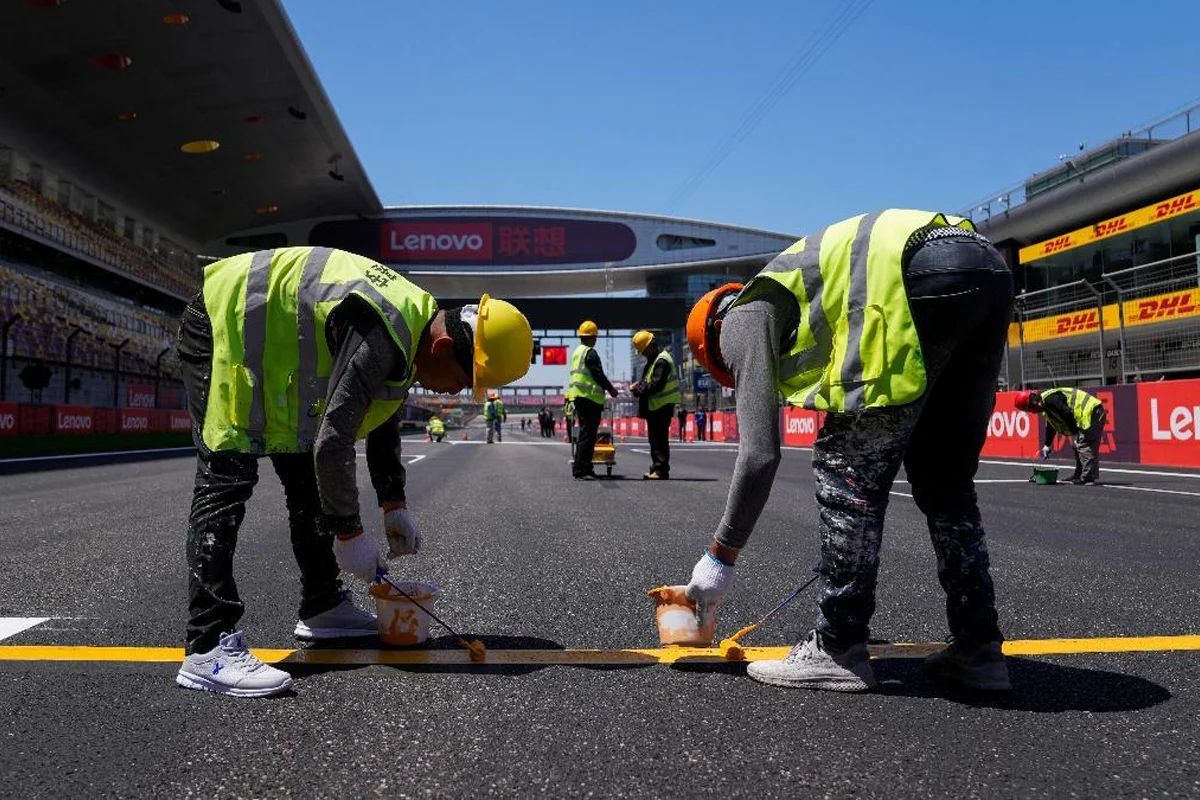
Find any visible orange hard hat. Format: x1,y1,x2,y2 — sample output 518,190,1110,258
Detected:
686,283,743,388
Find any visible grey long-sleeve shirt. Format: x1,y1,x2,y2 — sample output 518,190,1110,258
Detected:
714,280,800,550
314,300,414,537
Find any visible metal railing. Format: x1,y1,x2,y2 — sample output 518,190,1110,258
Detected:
1007,251,1200,387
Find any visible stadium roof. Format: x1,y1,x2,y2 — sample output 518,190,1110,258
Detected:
0,0,381,244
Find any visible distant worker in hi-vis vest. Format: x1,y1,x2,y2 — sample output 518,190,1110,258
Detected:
680,211,1015,694
630,330,681,480
174,246,532,697
1015,387,1106,484
484,390,507,443
564,320,619,480
427,415,446,443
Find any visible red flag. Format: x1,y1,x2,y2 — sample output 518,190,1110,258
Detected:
542,346,568,365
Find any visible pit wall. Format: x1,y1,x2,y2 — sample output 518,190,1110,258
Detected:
611,379,1200,469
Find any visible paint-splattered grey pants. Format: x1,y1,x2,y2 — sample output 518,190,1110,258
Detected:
814,236,1013,649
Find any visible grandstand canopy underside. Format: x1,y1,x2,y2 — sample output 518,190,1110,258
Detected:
0,0,380,245
210,205,799,297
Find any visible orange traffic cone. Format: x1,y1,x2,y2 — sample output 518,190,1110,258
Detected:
462,432,469,441
620,435,626,443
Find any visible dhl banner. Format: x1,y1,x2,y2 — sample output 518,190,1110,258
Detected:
1019,188,1200,264
1008,286,1200,346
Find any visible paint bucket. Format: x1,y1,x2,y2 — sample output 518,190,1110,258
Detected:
1032,465,1059,485
647,585,716,646
369,580,440,646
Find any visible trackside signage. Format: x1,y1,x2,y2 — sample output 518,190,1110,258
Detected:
381,222,492,262
0,401,17,436
782,407,821,447
55,404,94,434
981,392,1040,458
1137,379,1200,467
126,382,157,408
120,408,152,432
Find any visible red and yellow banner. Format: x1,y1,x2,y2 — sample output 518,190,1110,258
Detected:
1019,188,1200,264
1008,287,1200,345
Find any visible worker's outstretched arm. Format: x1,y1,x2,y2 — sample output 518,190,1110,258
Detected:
584,348,618,396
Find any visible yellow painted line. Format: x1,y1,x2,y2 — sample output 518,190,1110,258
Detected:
0,635,1198,665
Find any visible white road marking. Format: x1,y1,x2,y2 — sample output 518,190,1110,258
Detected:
979,458,1200,479
1100,484,1200,499
0,617,49,642
406,455,426,465
890,491,913,498
0,447,194,464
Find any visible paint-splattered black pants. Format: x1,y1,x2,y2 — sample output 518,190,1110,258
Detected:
177,295,343,655
814,237,1014,649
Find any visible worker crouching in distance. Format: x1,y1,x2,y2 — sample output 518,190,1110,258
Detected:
681,211,1015,693
630,330,681,479
566,320,619,480
175,246,532,697
426,415,446,442
1015,388,1106,484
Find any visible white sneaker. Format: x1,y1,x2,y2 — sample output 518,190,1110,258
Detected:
293,591,378,640
747,630,877,692
176,631,293,698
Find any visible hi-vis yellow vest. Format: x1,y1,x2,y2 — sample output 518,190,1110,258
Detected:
428,418,445,435
1041,387,1102,434
645,351,681,412
735,209,976,412
566,344,604,404
200,246,437,454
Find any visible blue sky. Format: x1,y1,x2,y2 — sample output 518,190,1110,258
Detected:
283,0,1200,381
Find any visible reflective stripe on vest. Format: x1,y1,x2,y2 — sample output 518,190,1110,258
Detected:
739,209,975,412
1041,387,1102,433
200,246,436,454
566,344,604,404
646,351,681,412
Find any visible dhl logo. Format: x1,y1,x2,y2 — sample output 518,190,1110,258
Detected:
1153,193,1197,219
1135,292,1197,321
1093,217,1128,237
1041,235,1074,255
1054,311,1099,335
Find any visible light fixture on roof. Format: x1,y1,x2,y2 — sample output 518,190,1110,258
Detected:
287,106,307,121
163,13,190,25
215,0,243,12
255,205,279,215
23,0,64,6
93,54,133,71
118,112,138,121
243,114,264,124
181,140,220,154
243,152,263,162
327,154,345,182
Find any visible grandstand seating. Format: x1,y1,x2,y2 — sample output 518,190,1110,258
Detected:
0,261,180,379
0,178,200,298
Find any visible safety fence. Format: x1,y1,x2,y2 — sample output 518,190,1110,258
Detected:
1009,252,1200,387
613,411,739,443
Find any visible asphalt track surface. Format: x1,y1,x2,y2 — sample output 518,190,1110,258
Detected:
2,423,1199,797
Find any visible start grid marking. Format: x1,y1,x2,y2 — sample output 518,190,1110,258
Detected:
0,618,50,642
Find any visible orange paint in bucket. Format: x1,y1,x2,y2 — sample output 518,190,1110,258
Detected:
647,585,716,646
369,581,440,645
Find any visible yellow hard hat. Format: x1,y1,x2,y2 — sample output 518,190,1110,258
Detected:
632,329,654,354
473,294,533,401
577,320,599,337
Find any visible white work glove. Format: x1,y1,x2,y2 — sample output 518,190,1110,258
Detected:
383,502,421,557
1040,444,1051,460
685,552,735,626
333,532,387,582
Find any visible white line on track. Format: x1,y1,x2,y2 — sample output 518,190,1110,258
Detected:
979,458,1200,479
1100,484,1200,498
0,447,194,464
0,618,49,642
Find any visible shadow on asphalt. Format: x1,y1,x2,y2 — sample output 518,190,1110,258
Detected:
871,656,1171,712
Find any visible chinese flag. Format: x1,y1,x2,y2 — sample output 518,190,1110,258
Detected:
542,346,568,365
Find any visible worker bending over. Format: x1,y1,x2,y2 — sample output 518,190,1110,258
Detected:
681,210,1014,693
175,246,531,697
1015,387,1106,484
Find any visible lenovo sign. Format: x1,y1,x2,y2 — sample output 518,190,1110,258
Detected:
381,222,492,262
981,392,1039,458
0,401,17,436
1138,379,1200,467
126,382,157,409
55,404,94,434
782,407,821,447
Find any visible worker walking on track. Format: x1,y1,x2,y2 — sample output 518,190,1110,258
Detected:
175,246,532,697
566,320,619,480
1015,388,1106,484
679,210,1014,693
630,330,681,479
426,415,446,443
484,390,507,443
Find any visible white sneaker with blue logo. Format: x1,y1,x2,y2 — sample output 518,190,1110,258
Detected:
176,630,293,698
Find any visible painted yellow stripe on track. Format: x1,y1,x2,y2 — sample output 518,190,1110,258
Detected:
0,636,1199,665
